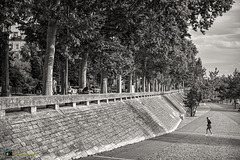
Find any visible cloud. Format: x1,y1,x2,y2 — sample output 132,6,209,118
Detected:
203,62,240,76
190,0,240,35
189,0,240,75
192,34,240,49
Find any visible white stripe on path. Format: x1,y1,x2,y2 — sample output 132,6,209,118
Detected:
93,155,135,160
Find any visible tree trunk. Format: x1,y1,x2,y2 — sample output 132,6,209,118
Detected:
78,59,82,88
60,57,69,95
142,58,147,92
64,57,68,92
42,19,57,95
234,99,237,109
191,107,193,117
133,72,136,93
142,76,146,92
117,74,122,93
150,80,153,92
146,79,150,92
101,70,107,93
128,73,133,93
79,52,88,88
135,76,138,92
155,79,158,92
60,62,65,95
1,32,10,96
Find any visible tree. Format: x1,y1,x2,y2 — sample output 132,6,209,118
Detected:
208,68,220,100
9,55,35,94
184,82,203,116
188,0,235,34
0,0,18,96
0,29,10,96
228,69,240,108
41,0,61,95
12,0,234,96
215,75,230,103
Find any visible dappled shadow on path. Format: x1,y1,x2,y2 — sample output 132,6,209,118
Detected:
149,132,240,147
210,108,238,113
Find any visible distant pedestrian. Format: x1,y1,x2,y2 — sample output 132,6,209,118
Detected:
82,86,89,94
52,77,57,95
206,117,213,136
36,81,42,95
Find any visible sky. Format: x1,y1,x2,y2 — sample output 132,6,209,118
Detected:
189,0,240,76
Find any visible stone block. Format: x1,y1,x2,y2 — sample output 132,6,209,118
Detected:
52,143,58,147
54,104,59,110
30,106,37,114
97,100,100,105
72,102,76,108
40,146,48,151
29,143,37,149
12,138,21,144
66,152,76,159
26,145,33,151
0,110,5,118
80,151,88,157
40,155,52,160
19,147,27,153
48,153,56,159
26,150,34,154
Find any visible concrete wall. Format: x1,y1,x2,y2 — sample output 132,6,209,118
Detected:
0,94,185,160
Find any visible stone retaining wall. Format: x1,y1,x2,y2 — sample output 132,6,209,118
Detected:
0,92,167,117
0,93,184,160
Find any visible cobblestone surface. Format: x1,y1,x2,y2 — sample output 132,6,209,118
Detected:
83,103,240,160
143,105,240,160
0,94,185,160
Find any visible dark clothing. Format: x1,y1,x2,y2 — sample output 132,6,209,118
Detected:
36,82,42,94
82,87,90,94
207,119,212,129
82,87,89,92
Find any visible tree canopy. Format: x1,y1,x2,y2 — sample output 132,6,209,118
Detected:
0,0,235,96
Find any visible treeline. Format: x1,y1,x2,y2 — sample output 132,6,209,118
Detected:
185,68,240,116
0,0,234,96
208,68,240,107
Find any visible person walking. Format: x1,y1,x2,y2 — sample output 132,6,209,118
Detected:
206,117,213,136
52,77,57,95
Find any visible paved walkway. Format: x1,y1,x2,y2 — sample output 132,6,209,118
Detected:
81,103,240,160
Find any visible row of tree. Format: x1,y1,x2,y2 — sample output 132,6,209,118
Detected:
185,68,240,116
213,68,240,108
0,0,235,96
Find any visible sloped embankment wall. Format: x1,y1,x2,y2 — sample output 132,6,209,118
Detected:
0,94,184,160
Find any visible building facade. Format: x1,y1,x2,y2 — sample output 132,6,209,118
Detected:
9,24,26,58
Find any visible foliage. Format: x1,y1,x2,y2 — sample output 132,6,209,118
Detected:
9,51,36,93
203,68,240,105
0,0,235,95
183,57,205,116
227,69,240,107
215,75,230,101
184,82,203,116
